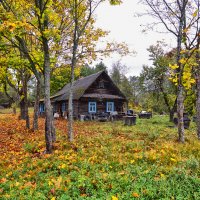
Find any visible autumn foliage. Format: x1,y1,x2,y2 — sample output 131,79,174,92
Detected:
0,113,200,199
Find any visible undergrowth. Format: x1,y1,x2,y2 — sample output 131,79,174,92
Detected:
0,114,199,199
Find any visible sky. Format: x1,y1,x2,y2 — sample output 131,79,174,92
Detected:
94,0,176,76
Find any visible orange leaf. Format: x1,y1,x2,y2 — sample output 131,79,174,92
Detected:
0,178,7,183
132,192,140,198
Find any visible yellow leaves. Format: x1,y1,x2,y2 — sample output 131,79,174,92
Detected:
170,158,177,162
182,70,196,90
0,20,33,34
192,10,198,17
54,150,59,154
55,176,62,189
6,172,12,177
42,28,61,40
183,28,189,33
109,0,122,5
179,58,186,65
48,177,63,190
182,71,191,80
160,173,166,179
58,155,65,159
130,159,135,164
51,197,56,200
48,180,53,186
169,52,196,90
189,79,196,84
0,21,16,32
59,163,66,169
112,196,118,200
15,182,20,187
169,64,179,70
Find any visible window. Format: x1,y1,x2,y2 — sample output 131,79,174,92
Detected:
106,102,114,112
62,102,66,112
88,102,96,113
39,103,45,113
99,80,104,88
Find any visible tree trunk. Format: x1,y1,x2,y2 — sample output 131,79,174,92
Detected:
169,110,174,122
68,82,74,142
24,78,30,129
33,79,41,131
68,16,78,142
196,46,200,139
169,98,177,122
43,30,53,153
177,85,185,143
19,74,30,129
44,48,53,153
68,56,76,141
196,75,200,139
176,1,186,143
19,97,26,120
12,106,16,115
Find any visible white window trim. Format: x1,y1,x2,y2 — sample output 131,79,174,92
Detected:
88,101,97,113
106,102,114,112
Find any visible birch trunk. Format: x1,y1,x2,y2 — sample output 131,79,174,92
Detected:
196,44,200,139
68,0,78,142
176,0,187,143
177,85,184,142
68,51,76,142
43,36,53,153
196,74,200,139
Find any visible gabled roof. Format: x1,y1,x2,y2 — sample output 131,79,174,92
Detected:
51,70,126,101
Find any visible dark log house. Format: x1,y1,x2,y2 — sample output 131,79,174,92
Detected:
39,70,127,119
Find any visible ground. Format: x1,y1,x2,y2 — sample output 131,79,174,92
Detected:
0,111,200,199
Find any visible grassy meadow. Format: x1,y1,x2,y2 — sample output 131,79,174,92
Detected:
0,112,200,199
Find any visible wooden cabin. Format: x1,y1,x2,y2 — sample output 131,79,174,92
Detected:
39,70,127,119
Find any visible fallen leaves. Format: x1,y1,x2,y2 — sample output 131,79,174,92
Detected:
132,192,140,198
0,113,199,199
0,177,7,183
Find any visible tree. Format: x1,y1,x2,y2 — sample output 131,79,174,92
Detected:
0,44,31,128
66,0,126,142
110,61,133,101
0,0,129,149
140,0,198,143
140,42,177,121
0,0,59,152
192,0,200,139
80,62,108,77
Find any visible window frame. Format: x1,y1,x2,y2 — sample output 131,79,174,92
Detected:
88,101,97,113
99,80,105,88
39,103,45,113
61,102,66,112
106,101,114,112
